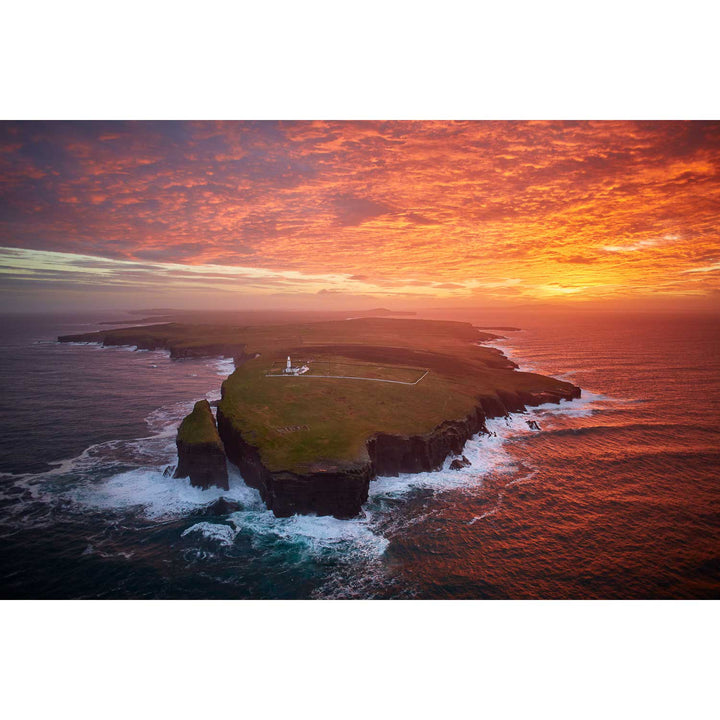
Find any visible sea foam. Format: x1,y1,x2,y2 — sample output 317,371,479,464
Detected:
227,508,390,560
71,465,257,520
213,358,236,376
182,522,238,546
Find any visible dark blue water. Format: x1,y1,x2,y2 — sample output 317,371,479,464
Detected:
1,311,718,598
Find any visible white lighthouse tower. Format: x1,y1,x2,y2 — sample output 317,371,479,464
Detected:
286,356,292,374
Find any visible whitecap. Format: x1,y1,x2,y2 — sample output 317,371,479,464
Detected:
527,390,613,419
182,522,238,546
104,344,138,351
212,358,235,376
369,414,528,504
69,464,258,520
227,507,389,560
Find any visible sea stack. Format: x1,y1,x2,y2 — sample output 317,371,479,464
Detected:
174,399,229,490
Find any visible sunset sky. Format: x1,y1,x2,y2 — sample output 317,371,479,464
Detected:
1,120,719,312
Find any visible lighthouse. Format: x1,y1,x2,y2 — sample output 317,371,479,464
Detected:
286,356,292,373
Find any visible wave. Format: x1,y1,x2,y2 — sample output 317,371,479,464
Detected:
529,390,614,418
69,465,255,520
59,340,103,347
57,340,175,363
187,391,608,559
182,521,238,546
212,358,236,376
162,469,391,564
57,452,391,562
229,506,389,559
370,418,519,502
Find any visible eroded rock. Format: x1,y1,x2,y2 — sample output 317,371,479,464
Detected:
174,400,229,491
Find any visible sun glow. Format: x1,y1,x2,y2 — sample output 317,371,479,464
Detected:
1,121,719,311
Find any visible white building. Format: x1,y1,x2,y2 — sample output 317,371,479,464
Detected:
283,356,309,376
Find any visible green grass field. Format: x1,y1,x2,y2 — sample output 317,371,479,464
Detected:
220,354,478,471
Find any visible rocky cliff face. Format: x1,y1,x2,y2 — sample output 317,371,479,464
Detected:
216,384,580,519
478,389,579,417
58,330,254,366
216,405,371,518
367,406,488,476
174,400,229,491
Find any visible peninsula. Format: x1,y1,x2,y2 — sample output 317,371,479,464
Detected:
59,317,581,518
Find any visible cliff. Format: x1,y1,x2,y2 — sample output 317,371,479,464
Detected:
216,384,580,519
217,402,372,519
368,406,488,476
58,323,251,364
174,400,229,490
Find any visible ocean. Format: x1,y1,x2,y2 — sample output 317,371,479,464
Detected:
1,311,718,599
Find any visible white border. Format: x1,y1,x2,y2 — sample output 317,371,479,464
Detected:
1,601,717,719
2,1,719,119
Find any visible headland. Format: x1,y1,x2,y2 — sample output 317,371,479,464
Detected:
59,317,581,519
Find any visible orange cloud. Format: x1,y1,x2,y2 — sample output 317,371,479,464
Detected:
1,121,719,308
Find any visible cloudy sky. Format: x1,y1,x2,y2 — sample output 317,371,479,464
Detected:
1,120,719,312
